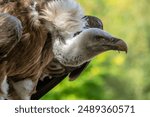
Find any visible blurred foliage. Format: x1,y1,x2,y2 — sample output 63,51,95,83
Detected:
42,0,150,100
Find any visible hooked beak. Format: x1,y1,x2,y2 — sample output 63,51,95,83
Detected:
103,37,128,53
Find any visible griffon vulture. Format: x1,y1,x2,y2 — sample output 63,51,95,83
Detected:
0,0,127,100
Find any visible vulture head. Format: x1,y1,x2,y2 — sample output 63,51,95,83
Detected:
40,0,127,67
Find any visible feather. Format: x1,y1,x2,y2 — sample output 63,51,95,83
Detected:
0,13,22,60
0,0,52,99
0,0,86,100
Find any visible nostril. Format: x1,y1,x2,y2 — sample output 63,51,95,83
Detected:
111,37,120,43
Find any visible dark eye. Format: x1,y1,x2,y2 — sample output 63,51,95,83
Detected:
94,35,103,41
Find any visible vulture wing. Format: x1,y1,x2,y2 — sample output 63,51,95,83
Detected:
0,13,22,60
31,16,103,99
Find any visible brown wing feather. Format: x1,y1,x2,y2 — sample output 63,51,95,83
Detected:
0,13,22,60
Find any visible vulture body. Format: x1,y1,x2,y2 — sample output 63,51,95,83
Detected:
0,0,127,100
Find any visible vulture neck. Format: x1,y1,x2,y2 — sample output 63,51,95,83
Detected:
53,29,94,67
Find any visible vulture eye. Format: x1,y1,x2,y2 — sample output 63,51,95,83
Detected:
73,31,82,37
94,35,103,40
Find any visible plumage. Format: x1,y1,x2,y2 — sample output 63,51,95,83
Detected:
0,0,55,99
0,0,127,100
0,0,89,99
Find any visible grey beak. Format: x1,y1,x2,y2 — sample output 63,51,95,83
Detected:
110,37,128,53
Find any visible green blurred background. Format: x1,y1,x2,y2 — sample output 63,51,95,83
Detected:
42,0,150,100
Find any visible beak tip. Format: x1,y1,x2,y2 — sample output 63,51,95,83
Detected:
124,43,128,54
126,49,128,54
110,37,128,53
116,39,128,53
